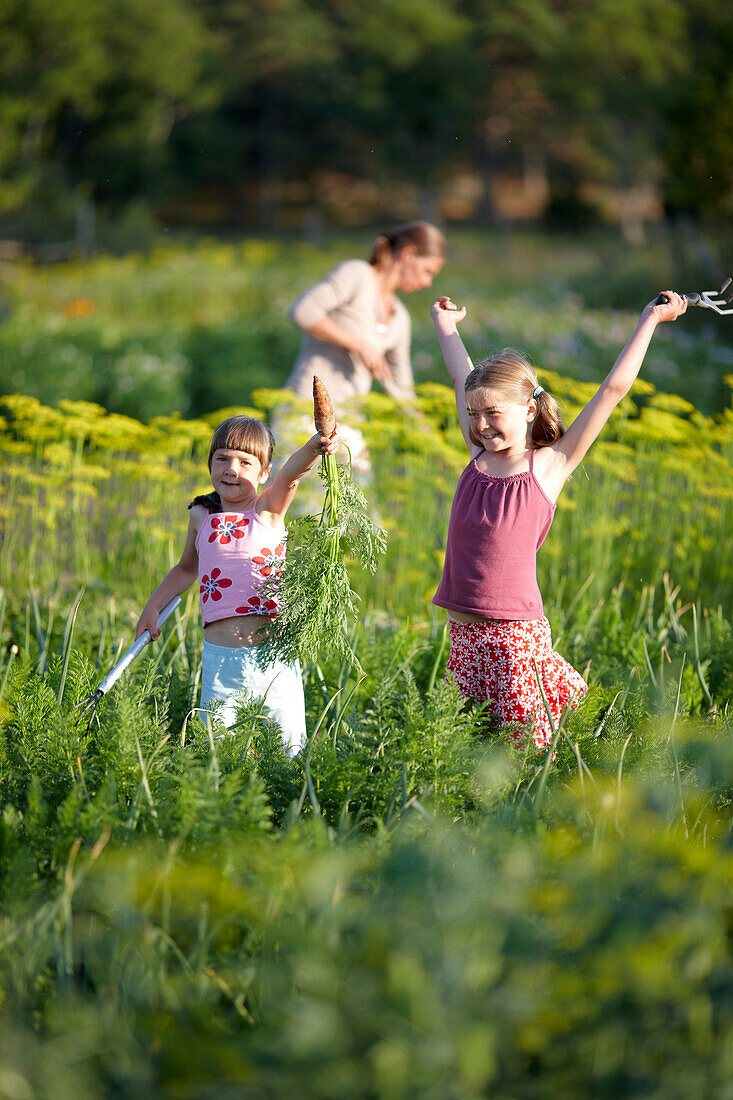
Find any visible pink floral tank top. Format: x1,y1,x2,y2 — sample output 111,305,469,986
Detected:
195,505,286,627
433,450,555,621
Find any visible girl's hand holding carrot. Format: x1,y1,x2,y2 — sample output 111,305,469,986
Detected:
305,427,339,459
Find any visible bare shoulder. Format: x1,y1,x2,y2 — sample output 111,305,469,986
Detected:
253,491,287,530
178,504,206,571
531,444,570,503
188,503,208,535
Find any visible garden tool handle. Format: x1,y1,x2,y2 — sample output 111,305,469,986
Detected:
653,292,700,306
96,596,181,695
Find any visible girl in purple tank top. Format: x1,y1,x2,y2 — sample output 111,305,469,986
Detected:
430,290,689,749
135,414,338,755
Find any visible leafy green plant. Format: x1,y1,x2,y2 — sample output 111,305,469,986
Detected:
1,238,732,1097
260,398,386,672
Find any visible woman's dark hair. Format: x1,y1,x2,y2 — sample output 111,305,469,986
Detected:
369,221,447,267
465,349,564,448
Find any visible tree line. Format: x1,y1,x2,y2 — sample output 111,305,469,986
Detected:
1,0,731,239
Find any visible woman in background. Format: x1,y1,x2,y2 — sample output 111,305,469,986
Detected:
285,221,446,405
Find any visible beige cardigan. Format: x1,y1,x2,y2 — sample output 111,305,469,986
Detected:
285,259,414,404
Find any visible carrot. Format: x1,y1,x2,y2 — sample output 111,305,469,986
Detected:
313,375,336,438
311,374,340,566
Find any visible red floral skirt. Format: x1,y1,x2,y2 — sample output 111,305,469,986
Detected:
447,617,587,749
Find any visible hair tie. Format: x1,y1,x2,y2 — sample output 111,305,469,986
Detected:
533,386,544,398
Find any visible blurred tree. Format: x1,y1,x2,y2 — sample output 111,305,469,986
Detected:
542,0,689,237
462,0,690,232
181,0,473,226
331,0,474,215
85,0,220,202
0,0,730,234
0,0,107,211
467,0,565,222
181,0,338,226
661,0,733,216
0,0,217,230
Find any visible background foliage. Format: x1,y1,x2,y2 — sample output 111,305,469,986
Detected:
0,0,731,242
1,228,732,420
0,238,732,1094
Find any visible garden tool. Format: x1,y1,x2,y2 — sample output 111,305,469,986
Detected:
655,277,733,314
75,596,181,731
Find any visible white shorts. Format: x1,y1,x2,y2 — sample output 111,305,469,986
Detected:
199,639,306,755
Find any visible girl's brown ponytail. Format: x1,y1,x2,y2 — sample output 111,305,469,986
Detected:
531,390,564,446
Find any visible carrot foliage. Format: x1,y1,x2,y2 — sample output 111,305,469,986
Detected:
258,454,385,671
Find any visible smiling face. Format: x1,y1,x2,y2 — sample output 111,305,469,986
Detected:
210,447,270,506
466,387,536,454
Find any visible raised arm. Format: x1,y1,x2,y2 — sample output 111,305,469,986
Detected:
542,293,687,495
430,296,476,452
258,430,339,525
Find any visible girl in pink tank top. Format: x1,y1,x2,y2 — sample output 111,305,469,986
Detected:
430,290,689,749
135,413,338,755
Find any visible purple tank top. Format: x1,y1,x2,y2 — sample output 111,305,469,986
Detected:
433,450,555,620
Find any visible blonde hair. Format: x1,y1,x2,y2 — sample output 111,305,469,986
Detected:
369,221,447,268
465,349,564,448
207,416,274,471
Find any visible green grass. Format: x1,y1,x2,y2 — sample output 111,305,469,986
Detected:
0,234,731,1097
1,227,731,418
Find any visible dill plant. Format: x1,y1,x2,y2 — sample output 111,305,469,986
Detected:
259,378,386,671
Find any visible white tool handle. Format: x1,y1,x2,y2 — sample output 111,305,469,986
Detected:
96,596,182,695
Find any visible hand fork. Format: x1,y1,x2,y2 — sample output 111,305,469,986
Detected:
75,596,181,732
655,278,733,314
